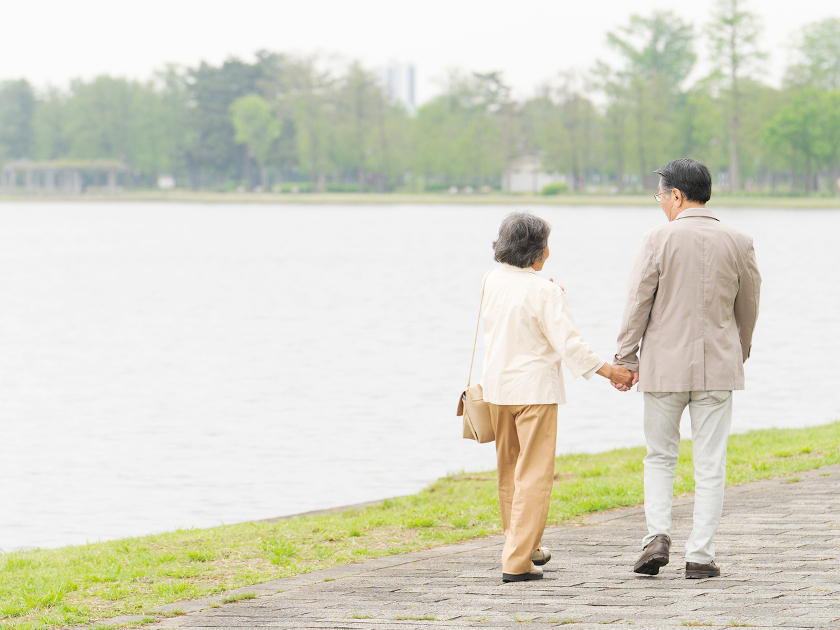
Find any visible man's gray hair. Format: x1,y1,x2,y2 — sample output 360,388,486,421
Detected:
492,212,551,268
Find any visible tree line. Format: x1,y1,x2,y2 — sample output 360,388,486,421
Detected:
1,0,839,195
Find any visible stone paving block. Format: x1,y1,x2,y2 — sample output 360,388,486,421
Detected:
133,466,840,630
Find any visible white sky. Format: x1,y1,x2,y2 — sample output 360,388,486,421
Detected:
2,0,837,102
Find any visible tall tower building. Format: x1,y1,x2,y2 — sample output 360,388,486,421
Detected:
380,62,416,113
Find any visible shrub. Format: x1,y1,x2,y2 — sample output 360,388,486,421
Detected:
541,181,569,195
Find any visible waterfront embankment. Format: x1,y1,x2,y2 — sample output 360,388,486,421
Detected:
2,422,839,630
2,191,840,208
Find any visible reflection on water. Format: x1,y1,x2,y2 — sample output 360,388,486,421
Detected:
0,203,837,550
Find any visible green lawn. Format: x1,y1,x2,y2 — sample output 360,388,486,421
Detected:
1,422,839,630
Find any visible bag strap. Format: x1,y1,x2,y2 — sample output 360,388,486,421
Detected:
467,272,489,389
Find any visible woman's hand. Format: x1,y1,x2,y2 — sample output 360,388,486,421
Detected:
596,363,632,387
549,278,565,292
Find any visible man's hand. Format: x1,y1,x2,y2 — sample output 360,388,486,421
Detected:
610,365,632,388
611,369,639,392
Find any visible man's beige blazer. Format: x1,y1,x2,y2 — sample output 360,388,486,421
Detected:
614,207,761,392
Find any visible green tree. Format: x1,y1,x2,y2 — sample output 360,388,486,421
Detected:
763,89,840,193
0,79,36,161
32,88,70,160
187,55,276,187
413,71,507,188
59,75,185,182
786,18,840,90
230,94,281,189
706,0,767,192
333,63,384,191
281,56,335,192
603,11,695,187
523,75,603,190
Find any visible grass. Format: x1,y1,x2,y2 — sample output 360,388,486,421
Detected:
0,422,838,630
219,592,255,604
394,615,438,621
2,190,840,208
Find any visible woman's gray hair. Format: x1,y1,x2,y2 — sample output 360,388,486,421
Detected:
493,212,551,268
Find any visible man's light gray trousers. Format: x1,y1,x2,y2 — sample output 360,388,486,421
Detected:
642,390,733,564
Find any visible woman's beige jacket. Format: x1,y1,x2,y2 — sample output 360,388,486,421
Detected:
479,264,603,405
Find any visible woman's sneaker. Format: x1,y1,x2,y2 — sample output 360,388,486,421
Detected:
530,547,552,566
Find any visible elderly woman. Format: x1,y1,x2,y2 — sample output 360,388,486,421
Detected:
480,212,631,583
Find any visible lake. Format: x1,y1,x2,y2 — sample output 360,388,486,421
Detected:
0,202,837,551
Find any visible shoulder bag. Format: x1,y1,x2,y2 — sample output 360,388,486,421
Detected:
456,272,495,443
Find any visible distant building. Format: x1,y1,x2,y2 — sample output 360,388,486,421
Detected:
502,154,568,194
1,159,126,195
380,62,416,113
157,175,176,190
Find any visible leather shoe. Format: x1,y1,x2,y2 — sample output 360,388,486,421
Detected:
685,561,720,579
502,566,543,582
633,534,670,575
530,546,551,566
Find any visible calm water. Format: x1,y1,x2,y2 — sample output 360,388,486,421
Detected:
0,203,837,551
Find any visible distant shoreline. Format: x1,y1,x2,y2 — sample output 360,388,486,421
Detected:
2,191,840,209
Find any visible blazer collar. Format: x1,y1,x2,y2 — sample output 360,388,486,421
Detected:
502,263,537,274
675,207,719,222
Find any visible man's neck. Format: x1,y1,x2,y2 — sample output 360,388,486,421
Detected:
670,203,705,221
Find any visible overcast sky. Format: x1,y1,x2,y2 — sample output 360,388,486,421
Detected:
3,0,837,102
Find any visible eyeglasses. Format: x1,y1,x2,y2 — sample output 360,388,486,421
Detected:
654,192,663,202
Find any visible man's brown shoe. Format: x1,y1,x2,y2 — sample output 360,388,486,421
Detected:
633,534,670,575
685,561,720,579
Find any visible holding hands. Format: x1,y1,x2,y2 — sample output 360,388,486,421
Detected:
611,369,639,392
596,363,634,389
549,280,636,392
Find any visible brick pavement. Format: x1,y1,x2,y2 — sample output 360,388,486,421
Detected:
136,465,840,629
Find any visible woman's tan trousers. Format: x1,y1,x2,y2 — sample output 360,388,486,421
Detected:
489,402,558,575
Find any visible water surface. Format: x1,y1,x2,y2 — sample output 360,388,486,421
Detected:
0,203,837,550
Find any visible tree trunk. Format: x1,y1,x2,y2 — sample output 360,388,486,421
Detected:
636,84,647,186
615,107,626,193
243,150,252,189
805,159,812,194
305,92,319,193
728,115,740,193
728,16,741,194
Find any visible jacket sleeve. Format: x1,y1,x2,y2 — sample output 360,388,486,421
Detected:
539,286,603,379
734,240,761,361
614,233,660,372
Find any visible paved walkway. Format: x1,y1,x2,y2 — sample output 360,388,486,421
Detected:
143,466,840,629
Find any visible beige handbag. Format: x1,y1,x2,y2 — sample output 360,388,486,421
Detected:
456,274,495,443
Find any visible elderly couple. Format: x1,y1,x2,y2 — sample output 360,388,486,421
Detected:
477,158,761,583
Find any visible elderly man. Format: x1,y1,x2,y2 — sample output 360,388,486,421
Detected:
614,158,761,579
